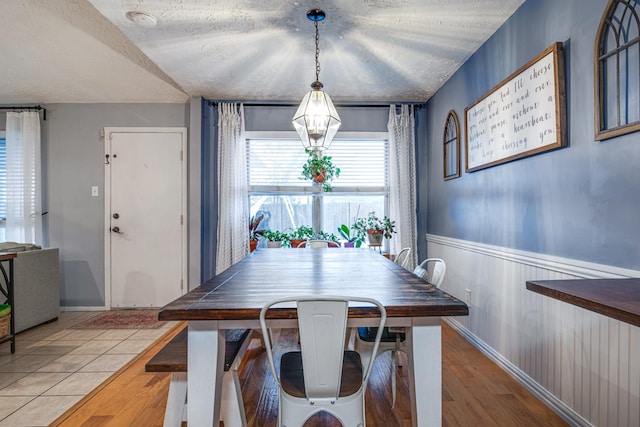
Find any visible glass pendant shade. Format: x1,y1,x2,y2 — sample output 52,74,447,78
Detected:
292,84,341,152
292,9,341,152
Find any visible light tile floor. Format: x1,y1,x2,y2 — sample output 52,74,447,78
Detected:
0,311,176,426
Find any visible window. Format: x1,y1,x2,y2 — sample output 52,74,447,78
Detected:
247,132,389,245
595,0,640,140
443,110,460,180
0,133,5,241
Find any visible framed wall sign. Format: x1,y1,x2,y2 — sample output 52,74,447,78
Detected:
464,42,567,172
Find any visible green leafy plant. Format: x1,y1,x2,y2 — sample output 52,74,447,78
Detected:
353,211,396,241
317,231,340,243
338,224,363,247
261,229,289,243
289,225,314,240
301,149,340,192
262,230,290,247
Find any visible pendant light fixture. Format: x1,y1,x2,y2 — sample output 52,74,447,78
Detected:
292,9,341,153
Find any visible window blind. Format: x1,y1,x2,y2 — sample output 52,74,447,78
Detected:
247,138,388,187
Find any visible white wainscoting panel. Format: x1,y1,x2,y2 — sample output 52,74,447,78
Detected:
427,234,639,427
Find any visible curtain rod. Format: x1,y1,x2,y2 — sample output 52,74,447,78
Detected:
241,103,392,108
205,101,423,108
0,105,46,120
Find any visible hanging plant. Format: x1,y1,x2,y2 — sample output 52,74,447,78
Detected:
301,149,340,192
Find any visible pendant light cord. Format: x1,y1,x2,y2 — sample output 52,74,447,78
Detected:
315,20,321,83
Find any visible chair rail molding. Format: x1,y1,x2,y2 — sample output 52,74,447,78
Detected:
427,234,638,279
427,233,640,427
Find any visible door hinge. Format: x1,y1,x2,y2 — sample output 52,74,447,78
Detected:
180,150,183,161
180,215,183,225
180,279,184,290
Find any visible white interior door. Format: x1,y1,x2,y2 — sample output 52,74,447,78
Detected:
105,128,186,308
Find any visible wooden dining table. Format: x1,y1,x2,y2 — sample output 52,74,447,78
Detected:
159,248,469,427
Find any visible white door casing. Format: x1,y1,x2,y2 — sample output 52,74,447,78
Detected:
104,127,187,308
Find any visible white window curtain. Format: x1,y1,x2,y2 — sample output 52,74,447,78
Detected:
388,105,417,268
216,103,248,274
5,111,42,244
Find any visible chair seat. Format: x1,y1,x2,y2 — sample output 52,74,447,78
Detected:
261,296,386,426
357,326,405,343
280,350,363,398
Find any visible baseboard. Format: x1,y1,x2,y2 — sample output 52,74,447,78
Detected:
60,306,108,312
444,318,593,427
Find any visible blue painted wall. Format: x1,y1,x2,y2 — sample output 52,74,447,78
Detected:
422,0,640,270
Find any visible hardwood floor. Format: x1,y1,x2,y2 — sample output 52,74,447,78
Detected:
51,321,568,426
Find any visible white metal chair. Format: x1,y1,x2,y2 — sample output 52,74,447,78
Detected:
260,295,386,427
297,239,340,248
412,258,446,287
394,247,412,269
354,258,447,407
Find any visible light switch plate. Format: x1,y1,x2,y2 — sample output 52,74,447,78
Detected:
91,186,99,197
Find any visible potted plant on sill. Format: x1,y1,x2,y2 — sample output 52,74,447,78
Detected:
338,224,364,248
262,230,289,248
249,214,264,252
317,231,341,247
301,149,340,192
353,212,396,246
289,225,314,248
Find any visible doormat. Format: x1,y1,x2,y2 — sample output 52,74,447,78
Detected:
69,310,166,330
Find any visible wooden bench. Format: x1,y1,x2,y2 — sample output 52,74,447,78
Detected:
146,325,254,427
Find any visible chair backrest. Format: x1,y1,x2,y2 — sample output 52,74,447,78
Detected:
298,239,340,248
259,295,386,402
413,258,446,287
394,247,412,269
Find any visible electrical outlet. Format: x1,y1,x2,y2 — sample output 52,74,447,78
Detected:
464,288,472,307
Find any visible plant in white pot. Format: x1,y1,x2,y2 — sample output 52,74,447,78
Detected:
261,230,289,248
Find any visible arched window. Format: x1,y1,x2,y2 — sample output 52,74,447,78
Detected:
595,0,640,140
443,110,460,180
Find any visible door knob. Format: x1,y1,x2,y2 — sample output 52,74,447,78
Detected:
111,226,124,234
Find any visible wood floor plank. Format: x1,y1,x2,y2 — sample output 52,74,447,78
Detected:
51,321,568,427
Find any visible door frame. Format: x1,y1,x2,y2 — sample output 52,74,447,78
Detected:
103,127,188,310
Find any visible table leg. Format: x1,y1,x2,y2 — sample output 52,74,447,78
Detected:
409,317,442,427
188,320,225,427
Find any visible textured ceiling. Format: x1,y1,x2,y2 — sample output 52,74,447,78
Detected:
0,0,525,104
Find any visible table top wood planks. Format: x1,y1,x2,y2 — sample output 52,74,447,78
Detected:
159,248,469,321
526,277,640,327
